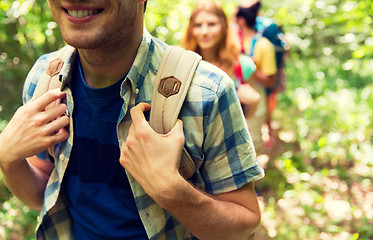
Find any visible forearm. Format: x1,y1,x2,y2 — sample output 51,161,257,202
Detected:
153,178,260,240
121,103,261,238
0,90,69,210
254,69,275,88
0,157,50,210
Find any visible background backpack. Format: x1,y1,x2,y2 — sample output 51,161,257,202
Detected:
241,16,290,93
255,16,288,69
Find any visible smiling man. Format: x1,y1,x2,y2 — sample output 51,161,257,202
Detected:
0,0,264,239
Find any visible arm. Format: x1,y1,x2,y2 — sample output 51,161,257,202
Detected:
1,156,54,211
253,69,276,87
252,38,277,88
0,89,69,210
120,103,261,240
155,178,260,240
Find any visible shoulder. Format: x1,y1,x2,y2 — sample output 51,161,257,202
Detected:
256,37,274,50
193,60,234,94
22,47,72,103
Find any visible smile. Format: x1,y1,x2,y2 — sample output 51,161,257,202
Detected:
64,8,103,18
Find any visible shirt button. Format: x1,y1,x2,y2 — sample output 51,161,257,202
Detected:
136,88,139,94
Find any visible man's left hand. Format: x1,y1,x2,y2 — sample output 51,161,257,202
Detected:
119,102,185,198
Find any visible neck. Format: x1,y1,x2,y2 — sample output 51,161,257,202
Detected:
200,47,220,67
78,19,144,88
241,26,256,39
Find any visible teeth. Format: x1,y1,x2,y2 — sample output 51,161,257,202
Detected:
67,9,98,18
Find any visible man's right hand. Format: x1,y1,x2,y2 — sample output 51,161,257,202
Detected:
0,89,70,171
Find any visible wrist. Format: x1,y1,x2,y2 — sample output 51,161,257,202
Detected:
150,174,188,209
0,141,23,173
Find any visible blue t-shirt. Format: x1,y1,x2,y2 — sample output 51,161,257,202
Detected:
63,59,148,239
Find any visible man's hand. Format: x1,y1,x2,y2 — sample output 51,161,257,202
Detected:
120,104,262,240
119,102,185,199
0,89,70,171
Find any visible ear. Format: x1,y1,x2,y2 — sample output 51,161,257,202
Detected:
237,17,245,27
139,0,146,12
138,0,147,13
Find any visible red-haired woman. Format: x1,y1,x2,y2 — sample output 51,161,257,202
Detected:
182,0,259,119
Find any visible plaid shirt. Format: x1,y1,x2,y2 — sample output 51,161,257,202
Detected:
23,29,264,240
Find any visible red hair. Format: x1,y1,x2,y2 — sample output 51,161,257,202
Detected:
182,0,240,74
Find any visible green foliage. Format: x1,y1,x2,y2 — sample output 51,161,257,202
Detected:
0,181,38,239
0,0,64,120
1,0,372,239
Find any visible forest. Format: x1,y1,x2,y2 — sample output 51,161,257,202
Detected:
0,0,372,239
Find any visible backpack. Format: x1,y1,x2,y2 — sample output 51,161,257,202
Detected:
242,16,289,93
234,55,260,119
30,45,201,179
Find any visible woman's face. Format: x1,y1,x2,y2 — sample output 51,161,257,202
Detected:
192,10,224,51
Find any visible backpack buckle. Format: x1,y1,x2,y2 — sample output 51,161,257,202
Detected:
158,76,181,98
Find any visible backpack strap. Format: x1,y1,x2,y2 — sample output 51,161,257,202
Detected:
31,45,76,101
249,32,262,57
30,45,76,157
32,45,201,179
149,46,202,179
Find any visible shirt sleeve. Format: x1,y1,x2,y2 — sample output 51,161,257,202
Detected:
199,73,265,194
254,38,277,76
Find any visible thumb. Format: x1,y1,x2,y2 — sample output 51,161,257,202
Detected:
168,119,185,144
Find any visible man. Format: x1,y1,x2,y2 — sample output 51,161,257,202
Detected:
0,0,264,239
236,1,277,152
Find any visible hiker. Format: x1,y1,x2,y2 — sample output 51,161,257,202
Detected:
0,0,264,239
236,0,278,152
182,0,260,120
238,0,289,149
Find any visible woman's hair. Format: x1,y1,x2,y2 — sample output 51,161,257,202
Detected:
236,1,261,29
182,0,240,74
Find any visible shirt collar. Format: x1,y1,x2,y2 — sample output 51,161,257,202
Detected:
124,28,156,96
60,28,156,97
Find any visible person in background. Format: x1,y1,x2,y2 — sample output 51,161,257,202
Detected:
236,0,277,152
0,0,264,239
182,0,260,120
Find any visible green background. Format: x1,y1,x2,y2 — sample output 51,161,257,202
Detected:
0,0,372,239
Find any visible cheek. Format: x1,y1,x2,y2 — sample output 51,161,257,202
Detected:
212,27,223,41
192,28,200,40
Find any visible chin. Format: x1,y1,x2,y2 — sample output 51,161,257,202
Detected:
200,45,216,51
65,40,96,49
63,34,103,49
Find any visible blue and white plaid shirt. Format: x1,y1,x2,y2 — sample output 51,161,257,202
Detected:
23,29,264,240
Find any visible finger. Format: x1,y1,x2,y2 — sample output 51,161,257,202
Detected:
169,119,185,144
33,89,66,111
125,124,144,158
130,102,151,125
119,143,135,168
127,121,136,139
172,119,183,132
49,127,69,146
45,115,70,135
43,103,68,123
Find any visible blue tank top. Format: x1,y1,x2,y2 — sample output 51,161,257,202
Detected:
63,59,148,239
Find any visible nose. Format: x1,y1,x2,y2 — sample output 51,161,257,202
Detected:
201,24,208,35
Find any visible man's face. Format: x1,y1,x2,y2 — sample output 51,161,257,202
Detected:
48,0,140,49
